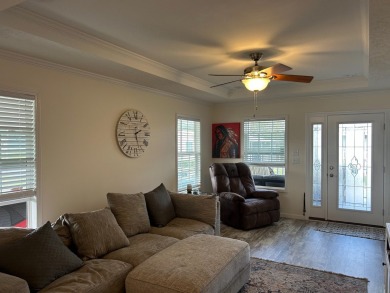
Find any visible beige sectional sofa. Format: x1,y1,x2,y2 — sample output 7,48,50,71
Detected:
0,185,250,293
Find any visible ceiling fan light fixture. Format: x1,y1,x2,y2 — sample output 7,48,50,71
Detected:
241,77,270,91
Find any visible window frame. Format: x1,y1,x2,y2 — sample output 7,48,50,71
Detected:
176,115,201,193
243,116,288,190
0,90,38,228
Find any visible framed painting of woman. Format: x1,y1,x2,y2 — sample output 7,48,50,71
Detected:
212,122,240,158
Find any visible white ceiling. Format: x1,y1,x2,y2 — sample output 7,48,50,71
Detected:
0,0,389,103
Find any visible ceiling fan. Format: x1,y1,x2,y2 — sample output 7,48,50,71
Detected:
209,52,314,92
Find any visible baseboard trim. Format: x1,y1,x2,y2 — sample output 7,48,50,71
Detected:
281,213,307,220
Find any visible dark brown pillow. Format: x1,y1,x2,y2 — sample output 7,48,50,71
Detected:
0,221,83,291
63,208,129,260
107,192,151,237
144,183,176,227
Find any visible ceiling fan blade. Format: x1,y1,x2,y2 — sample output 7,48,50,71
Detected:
272,74,314,83
261,63,292,75
209,74,243,77
210,79,242,88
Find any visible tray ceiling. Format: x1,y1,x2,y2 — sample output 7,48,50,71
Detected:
0,0,389,103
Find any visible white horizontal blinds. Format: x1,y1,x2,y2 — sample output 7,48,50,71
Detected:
0,95,36,196
243,119,286,166
177,117,201,192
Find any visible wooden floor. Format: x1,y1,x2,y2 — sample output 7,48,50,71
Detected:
221,218,385,293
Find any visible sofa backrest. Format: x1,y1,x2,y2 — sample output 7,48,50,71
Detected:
169,192,220,235
0,228,32,246
0,217,74,250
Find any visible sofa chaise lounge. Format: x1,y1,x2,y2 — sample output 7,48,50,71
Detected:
0,184,250,293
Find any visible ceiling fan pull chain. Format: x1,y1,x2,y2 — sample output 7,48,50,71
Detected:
255,91,258,110
253,90,259,118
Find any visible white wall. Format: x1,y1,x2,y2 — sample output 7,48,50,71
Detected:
212,89,390,220
0,56,213,224
2,54,389,224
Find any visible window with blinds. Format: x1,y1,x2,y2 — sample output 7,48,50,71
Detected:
0,93,37,228
176,117,201,192
243,118,286,188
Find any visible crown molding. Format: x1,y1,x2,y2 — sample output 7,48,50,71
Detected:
0,49,213,106
0,6,228,99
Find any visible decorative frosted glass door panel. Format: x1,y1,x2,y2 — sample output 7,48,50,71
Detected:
327,114,384,226
312,124,322,207
338,123,372,211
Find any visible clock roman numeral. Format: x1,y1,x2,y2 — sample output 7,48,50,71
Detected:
143,139,148,146
143,122,149,128
118,131,125,136
126,146,132,155
133,110,138,120
125,112,132,121
120,139,127,147
144,132,150,136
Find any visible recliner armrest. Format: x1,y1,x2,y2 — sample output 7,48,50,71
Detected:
251,189,279,199
219,192,245,202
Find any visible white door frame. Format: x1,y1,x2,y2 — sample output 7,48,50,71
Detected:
305,110,390,226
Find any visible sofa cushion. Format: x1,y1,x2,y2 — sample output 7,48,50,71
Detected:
170,193,219,227
52,215,73,248
103,233,178,267
107,192,150,237
39,259,132,293
64,208,129,260
0,272,29,293
150,218,214,240
0,221,83,291
0,221,73,249
0,228,32,247
144,183,176,227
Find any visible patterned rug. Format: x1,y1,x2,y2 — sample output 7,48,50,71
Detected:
314,221,385,241
240,258,368,293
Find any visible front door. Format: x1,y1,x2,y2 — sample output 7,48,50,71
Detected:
327,113,384,225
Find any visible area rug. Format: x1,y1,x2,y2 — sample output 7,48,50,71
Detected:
314,221,385,241
240,258,368,293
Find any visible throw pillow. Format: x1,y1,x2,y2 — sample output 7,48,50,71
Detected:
63,208,129,260
144,183,176,227
0,221,83,291
52,215,74,248
107,192,151,237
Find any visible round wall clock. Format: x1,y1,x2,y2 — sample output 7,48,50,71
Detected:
116,109,151,158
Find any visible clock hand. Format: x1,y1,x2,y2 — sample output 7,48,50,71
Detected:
134,130,141,147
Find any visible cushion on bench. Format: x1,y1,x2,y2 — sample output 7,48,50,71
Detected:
126,234,250,293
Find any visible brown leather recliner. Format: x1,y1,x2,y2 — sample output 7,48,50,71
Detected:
209,162,280,230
